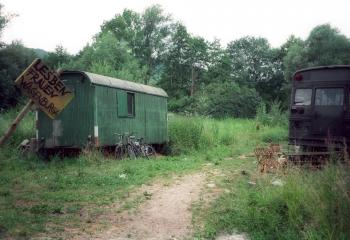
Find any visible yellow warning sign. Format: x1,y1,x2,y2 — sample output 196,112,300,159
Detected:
15,58,74,119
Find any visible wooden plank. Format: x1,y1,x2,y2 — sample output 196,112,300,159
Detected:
0,100,34,146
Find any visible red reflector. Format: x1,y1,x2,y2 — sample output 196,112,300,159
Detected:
294,74,303,81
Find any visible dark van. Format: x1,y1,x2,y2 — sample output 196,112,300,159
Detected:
289,66,350,150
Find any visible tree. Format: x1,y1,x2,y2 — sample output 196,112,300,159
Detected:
186,36,208,96
282,24,350,106
200,82,262,118
44,45,72,69
203,39,232,84
306,24,350,66
71,32,147,82
283,39,308,81
160,23,210,101
226,37,283,102
140,5,172,84
159,23,191,97
0,5,36,110
0,41,36,110
101,9,142,56
101,5,172,84
283,24,350,81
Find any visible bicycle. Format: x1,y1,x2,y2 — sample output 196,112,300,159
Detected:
114,133,126,159
138,137,156,159
114,132,156,159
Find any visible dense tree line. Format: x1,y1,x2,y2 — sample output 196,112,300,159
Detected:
1,4,350,117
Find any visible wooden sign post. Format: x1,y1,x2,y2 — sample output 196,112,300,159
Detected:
0,59,74,147
0,100,34,146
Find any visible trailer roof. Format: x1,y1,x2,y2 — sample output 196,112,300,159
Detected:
294,65,350,75
62,70,168,97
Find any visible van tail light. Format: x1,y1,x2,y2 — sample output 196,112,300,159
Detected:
294,74,303,81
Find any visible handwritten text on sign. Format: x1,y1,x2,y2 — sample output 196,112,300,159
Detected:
15,59,74,119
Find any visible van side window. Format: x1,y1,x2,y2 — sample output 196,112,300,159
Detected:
315,88,343,106
294,89,312,105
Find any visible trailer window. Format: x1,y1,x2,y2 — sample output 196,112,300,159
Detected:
117,91,134,117
294,89,312,105
315,88,343,106
127,92,135,117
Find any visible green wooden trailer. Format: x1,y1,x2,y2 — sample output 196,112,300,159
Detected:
36,71,168,152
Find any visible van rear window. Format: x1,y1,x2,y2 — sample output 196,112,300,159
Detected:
315,88,343,106
294,89,312,105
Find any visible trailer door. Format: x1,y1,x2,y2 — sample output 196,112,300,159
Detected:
312,88,344,137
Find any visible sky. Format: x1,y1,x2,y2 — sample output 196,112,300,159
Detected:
2,0,350,54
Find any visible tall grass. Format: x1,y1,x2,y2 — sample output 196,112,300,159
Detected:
168,115,252,154
256,101,288,127
0,107,35,146
203,164,350,239
169,114,288,154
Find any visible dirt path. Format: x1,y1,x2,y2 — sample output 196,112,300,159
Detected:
90,173,205,240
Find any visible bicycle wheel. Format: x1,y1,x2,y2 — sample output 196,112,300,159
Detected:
114,144,125,159
127,144,136,159
144,145,156,158
133,145,143,158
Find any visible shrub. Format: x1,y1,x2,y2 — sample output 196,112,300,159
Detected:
168,115,204,154
203,83,262,118
256,101,288,127
168,115,238,154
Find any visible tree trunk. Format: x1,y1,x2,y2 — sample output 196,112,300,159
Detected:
190,66,195,96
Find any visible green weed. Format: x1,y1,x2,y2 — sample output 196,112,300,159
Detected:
202,164,350,240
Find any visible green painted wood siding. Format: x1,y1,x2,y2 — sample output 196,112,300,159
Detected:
95,86,167,145
38,71,167,149
38,73,94,148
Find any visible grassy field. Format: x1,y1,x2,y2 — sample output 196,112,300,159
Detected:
0,108,349,239
197,159,350,240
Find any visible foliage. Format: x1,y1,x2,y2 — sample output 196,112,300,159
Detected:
0,41,37,110
159,23,192,97
202,165,350,240
168,115,205,153
0,109,262,238
227,37,284,100
68,32,148,82
255,101,288,127
200,82,262,118
306,24,350,66
2,0,350,116
0,103,287,239
101,5,172,84
0,106,35,145
283,24,350,83
43,45,72,70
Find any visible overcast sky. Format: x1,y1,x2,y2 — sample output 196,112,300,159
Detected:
2,0,350,54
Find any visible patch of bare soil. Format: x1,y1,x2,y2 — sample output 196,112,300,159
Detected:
216,233,248,240
83,173,205,240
